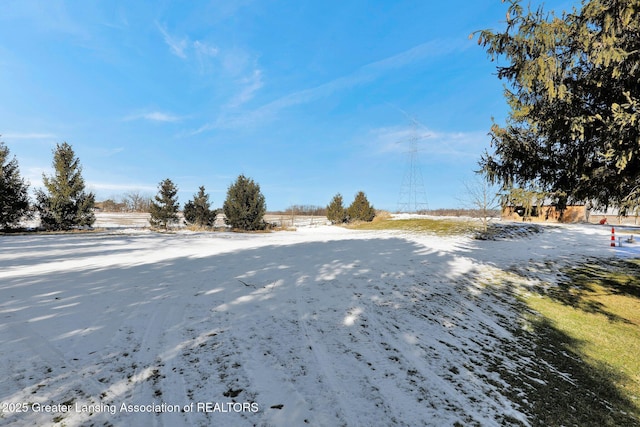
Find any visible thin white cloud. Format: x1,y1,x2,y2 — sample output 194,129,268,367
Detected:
125,111,182,123
87,182,157,193
228,69,264,108
24,166,48,189
193,40,220,74
371,125,434,152
366,123,489,162
193,40,219,58
143,112,181,122
428,131,490,159
156,23,189,59
220,48,252,75
201,38,466,131
157,23,219,66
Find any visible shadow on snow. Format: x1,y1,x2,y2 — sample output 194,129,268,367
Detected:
0,231,637,426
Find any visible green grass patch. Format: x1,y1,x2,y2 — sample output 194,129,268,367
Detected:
521,258,640,425
348,217,480,235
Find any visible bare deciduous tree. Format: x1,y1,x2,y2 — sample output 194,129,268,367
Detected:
124,191,152,212
461,178,501,232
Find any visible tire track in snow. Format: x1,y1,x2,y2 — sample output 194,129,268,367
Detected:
219,280,318,427
95,290,189,427
330,285,468,426
395,278,527,425
0,319,110,426
364,293,489,424
294,280,362,427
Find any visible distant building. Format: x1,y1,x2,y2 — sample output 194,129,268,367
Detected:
501,205,587,223
502,204,638,225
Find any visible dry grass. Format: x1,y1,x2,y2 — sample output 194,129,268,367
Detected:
348,216,480,235
372,210,392,222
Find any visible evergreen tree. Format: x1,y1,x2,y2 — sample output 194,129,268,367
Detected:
476,0,640,211
183,185,218,228
223,174,266,231
326,193,347,224
35,142,95,230
0,140,31,230
347,191,376,222
149,178,179,230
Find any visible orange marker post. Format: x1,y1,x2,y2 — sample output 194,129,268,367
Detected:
611,227,616,247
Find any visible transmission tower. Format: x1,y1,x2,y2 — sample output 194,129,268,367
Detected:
396,117,430,213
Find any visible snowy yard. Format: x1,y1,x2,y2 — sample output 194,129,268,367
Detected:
0,218,636,426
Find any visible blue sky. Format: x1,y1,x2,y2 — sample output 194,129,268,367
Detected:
0,0,573,211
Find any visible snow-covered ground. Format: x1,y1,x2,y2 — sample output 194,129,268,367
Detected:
0,218,638,426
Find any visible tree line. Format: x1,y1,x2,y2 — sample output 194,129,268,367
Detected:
270,205,327,217
147,174,267,231
0,140,269,232
97,192,152,213
2,138,378,232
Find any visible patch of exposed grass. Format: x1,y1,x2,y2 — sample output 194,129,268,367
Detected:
510,313,639,426
519,258,640,425
348,217,480,235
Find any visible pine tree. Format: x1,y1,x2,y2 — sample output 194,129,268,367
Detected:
149,178,179,230
326,193,347,224
0,141,31,230
35,142,95,230
223,174,266,231
347,191,376,222
476,0,640,211
183,185,218,228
